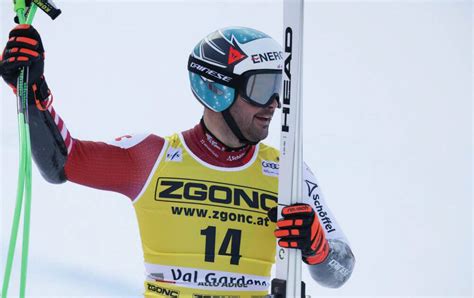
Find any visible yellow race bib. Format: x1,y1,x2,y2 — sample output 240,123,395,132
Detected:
133,133,279,296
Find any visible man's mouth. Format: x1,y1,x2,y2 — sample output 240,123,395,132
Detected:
256,116,271,120
255,115,273,124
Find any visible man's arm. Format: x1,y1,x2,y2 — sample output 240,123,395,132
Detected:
301,163,355,288
1,25,165,200
274,163,355,288
306,237,355,288
28,103,69,183
28,93,165,200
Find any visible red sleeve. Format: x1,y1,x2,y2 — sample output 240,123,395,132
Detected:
64,134,165,200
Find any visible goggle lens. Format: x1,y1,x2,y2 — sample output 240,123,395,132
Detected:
244,72,282,106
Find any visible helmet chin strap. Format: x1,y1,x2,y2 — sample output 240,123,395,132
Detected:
221,109,259,146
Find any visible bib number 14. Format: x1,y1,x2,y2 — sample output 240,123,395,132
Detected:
200,226,242,265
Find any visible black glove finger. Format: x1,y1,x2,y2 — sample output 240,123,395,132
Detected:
9,24,40,38
0,67,21,87
8,25,44,53
274,227,305,239
2,47,42,61
276,217,313,229
281,203,315,219
1,56,35,70
0,60,33,88
6,37,43,54
277,238,307,249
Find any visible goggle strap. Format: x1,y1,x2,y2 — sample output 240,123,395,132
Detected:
188,56,240,87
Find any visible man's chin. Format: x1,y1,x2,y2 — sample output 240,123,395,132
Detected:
247,130,269,143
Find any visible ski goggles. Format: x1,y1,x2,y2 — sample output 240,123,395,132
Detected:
237,70,282,107
188,56,282,108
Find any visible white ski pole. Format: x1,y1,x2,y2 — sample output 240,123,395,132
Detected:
272,0,305,297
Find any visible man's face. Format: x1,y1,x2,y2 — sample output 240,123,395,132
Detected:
229,94,279,143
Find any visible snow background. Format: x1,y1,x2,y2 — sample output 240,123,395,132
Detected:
0,0,472,297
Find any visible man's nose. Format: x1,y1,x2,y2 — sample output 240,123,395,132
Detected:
268,95,281,110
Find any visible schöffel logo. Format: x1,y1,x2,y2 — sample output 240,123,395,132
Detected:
155,177,277,212
147,283,179,297
261,160,279,177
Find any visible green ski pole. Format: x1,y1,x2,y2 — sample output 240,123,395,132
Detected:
2,1,35,295
2,1,60,296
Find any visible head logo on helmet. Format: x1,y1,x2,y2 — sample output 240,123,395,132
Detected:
188,27,283,144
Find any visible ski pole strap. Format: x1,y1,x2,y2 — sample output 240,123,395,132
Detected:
32,78,53,111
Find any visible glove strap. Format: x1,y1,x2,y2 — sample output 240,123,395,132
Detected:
31,76,53,111
303,240,330,265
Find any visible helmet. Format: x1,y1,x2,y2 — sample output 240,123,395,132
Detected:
188,27,283,144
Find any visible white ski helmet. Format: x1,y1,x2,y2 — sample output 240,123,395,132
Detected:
188,27,283,144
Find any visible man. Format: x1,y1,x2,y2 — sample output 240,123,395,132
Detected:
1,25,355,297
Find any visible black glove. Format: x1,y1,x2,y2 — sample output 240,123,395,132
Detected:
274,203,330,265
0,24,51,108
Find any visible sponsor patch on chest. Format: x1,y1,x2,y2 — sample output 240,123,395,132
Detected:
166,147,183,162
261,160,279,177
155,177,277,212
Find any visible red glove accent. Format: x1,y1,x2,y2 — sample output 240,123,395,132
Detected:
274,203,330,265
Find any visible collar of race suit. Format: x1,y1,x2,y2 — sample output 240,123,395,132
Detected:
181,120,256,167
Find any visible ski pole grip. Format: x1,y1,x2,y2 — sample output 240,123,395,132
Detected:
31,0,61,20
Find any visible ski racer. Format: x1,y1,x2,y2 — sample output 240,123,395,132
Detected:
0,25,355,297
